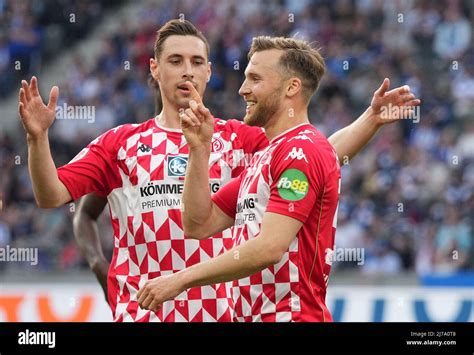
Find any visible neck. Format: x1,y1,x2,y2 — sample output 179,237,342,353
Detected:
155,101,182,130
263,107,310,141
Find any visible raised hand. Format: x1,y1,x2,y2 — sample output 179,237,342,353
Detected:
370,78,421,125
179,81,214,150
18,76,59,138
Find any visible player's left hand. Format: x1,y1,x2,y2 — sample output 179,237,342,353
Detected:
370,78,421,126
137,274,183,312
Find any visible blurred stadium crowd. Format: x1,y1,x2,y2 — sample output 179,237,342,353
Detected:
0,0,473,277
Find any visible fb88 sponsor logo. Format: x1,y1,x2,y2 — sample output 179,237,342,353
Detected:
277,169,309,201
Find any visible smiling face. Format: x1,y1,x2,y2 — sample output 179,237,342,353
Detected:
150,35,211,110
238,49,287,128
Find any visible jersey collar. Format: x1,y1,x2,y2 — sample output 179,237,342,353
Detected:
154,115,183,133
269,122,312,144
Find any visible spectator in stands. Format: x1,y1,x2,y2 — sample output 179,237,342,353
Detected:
434,206,472,273
0,0,472,277
433,6,472,61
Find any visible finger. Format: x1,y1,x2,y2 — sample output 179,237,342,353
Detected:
179,108,195,128
19,88,26,105
137,284,147,303
190,101,209,123
182,81,202,104
180,114,196,127
140,294,155,310
399,85,410,94
374,78,390,97
189,99,200,116
399,93,415,103
197,104,211,120
19,102,26,119
30,76,40,97
148,299,162,312
21,80,31,102
388,85,410,97
180,113,195,128
402,99,421,107
137,291,149,308
185,108,201,126
47,86,59,110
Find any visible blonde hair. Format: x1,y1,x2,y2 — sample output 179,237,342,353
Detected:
248,36,325,102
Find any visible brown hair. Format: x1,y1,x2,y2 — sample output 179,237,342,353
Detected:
154,19,210,60
248,36,325,102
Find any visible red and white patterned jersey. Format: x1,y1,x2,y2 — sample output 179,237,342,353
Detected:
57,117,267,322
212,123,341,322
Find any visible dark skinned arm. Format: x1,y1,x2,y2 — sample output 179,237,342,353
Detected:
73,193,109,301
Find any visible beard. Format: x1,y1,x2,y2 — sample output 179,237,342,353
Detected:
244,89,282,127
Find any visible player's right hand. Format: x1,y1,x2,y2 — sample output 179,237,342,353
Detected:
179,81,214,150
18,76,58,139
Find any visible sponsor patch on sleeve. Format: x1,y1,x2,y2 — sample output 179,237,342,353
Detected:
276,169,309,201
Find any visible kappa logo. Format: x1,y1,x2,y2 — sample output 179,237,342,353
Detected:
168,156,188,176
298,129,316,136
285,147,308,162
288,135,314,143
137,143,152,153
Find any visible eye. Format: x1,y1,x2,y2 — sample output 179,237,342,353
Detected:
194,60,204,65
170,59,180,65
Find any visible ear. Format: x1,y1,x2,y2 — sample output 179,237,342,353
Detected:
150,57,160,82
206,61,212,82
286,77,302,98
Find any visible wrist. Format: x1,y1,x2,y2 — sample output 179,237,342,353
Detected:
188,143,211,154
175,267,194,291
365,106,384,130
27,131,49,143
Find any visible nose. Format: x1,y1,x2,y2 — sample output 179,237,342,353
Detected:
239,79,250,97
183,60,194,79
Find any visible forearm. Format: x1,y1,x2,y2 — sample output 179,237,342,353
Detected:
73,214,106,269
177,237,277,289
182,145,213,228
27,133,70,207
328,107,381,162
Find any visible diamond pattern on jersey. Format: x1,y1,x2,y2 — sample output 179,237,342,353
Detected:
228,125,339,322
104,118,259,322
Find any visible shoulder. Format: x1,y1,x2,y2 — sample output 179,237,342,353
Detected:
94,119,155,147
213,117,264,136
272,126,339,169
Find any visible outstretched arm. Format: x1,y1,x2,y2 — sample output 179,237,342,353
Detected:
73,193,109,301
327,78,421,162
137,212,300,312
18,77,71,208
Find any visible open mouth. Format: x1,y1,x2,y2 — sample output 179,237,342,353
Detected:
246,100,257,111
177,83,195,94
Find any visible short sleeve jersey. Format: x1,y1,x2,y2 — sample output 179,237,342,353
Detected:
57,117,268,322
212,123,341,322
